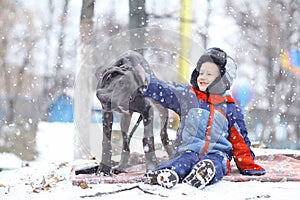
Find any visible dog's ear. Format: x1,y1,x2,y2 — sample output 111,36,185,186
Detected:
118,51,149,87
112,57,129,68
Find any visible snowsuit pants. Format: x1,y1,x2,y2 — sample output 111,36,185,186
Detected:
153,151,225,185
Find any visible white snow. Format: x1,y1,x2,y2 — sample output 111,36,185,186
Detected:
0,153,23,170
1,122,300,200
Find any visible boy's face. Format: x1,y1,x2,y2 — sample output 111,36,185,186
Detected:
197,62,220,92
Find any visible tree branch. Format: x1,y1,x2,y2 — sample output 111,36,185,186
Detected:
80,185,168,198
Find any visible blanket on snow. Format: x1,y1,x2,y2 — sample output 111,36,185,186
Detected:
71,154,300,184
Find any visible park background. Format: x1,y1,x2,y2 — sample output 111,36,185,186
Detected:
1,1,300,199
0,0,299,163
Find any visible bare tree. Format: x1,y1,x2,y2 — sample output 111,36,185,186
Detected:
0,0,42,160
227,0,300,148
74,0,95,159
0,0,39,124
128,0,147,52
51,0,71,99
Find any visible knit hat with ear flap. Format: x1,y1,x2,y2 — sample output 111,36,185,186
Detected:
190,47,237,94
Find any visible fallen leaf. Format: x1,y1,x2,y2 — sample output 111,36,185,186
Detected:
33,188,41,193
54,176,61,183
79,182,89,189
58,162,68,169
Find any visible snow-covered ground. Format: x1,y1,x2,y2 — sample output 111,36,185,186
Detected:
1,122,300,200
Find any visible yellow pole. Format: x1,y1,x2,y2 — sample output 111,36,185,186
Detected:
178,0,192,82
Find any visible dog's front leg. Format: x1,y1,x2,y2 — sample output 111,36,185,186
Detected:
98,110,113,175
112,112,132,174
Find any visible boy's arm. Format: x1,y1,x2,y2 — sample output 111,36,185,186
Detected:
228,105,266,176
228,126,266,175
143,74,184,115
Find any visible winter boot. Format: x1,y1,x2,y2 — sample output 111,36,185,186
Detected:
143,169,179,189
182,159,215,189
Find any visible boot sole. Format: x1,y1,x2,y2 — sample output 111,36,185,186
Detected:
144,169,179,189
183,159,215,189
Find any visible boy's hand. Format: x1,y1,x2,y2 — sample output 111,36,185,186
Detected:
235,158,266,176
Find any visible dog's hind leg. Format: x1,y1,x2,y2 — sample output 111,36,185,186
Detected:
142,103,159,171
157,105,173,158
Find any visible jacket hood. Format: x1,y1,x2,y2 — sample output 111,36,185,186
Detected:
190,48,237,94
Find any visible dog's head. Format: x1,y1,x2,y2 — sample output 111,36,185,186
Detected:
96,51,150,113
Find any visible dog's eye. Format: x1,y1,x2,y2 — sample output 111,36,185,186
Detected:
101,69,124,88
120,65,129,71
105,72,119,82
105,74,112,81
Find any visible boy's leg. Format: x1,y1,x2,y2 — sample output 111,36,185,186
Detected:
183,153,225,188
143,151,199,188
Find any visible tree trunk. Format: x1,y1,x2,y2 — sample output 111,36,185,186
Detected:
128,0,147,52
74,0,95,159
53,0,70,96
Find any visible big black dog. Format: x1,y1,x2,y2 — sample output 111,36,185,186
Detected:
94,51,173,175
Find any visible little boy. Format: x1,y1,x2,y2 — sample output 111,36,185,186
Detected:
142,47,266,189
